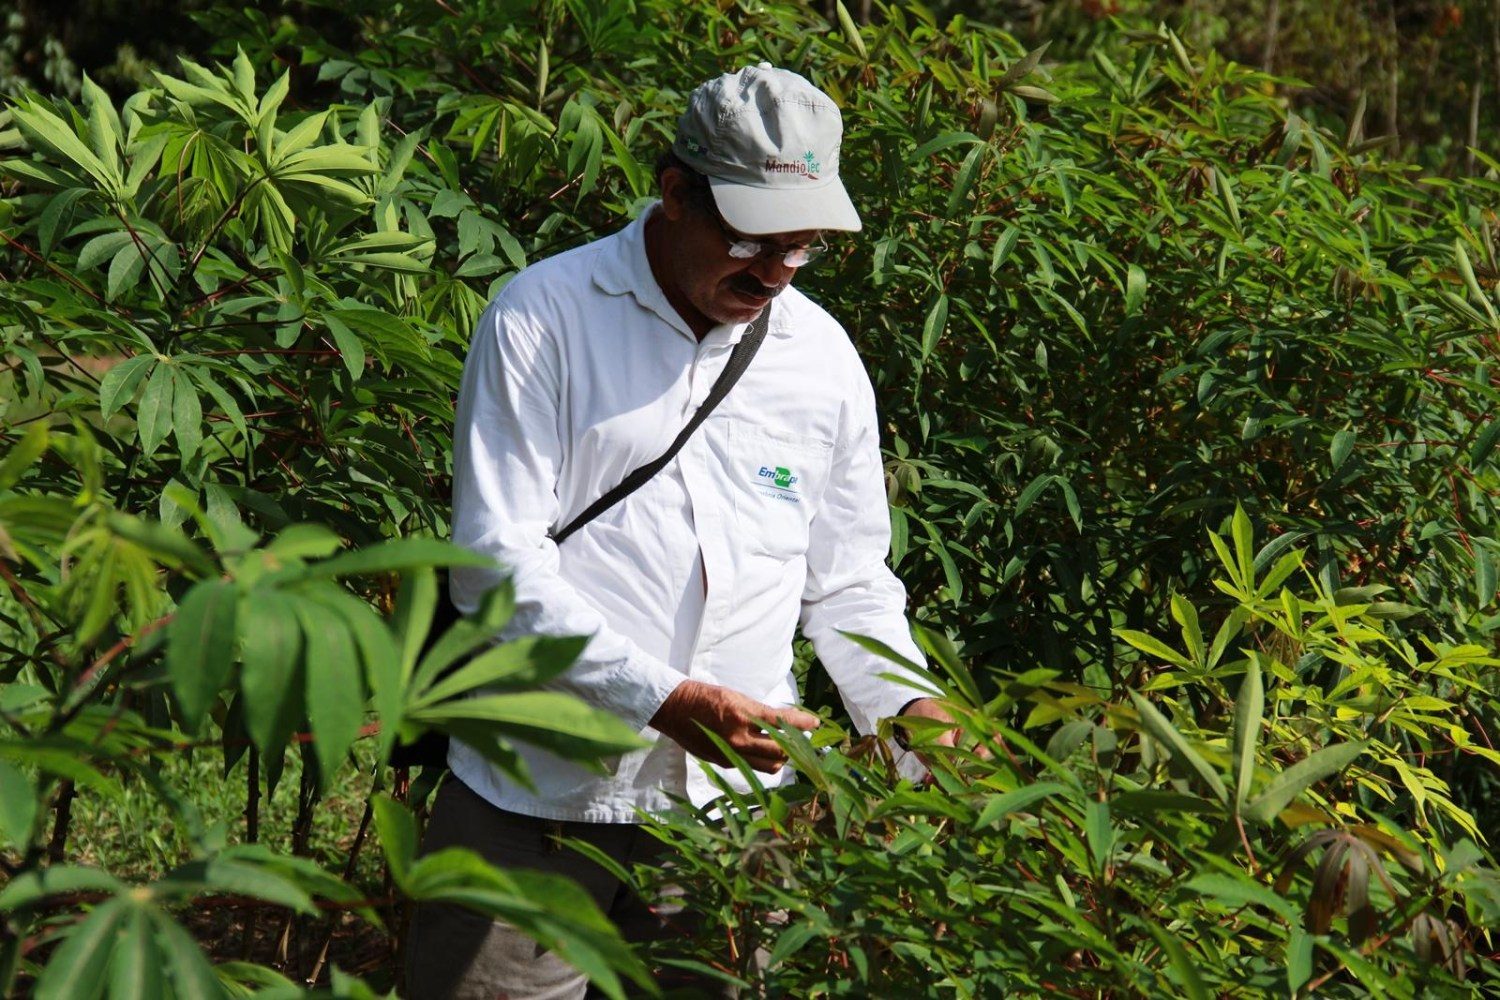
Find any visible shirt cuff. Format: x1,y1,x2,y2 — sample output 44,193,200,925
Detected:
601,659,691,735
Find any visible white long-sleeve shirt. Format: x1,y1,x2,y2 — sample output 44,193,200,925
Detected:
447,206,929,822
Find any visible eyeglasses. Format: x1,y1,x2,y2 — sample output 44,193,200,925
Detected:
704,205,829,268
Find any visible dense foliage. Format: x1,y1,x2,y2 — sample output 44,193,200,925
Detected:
1,0,1497,995
641,512,1500,996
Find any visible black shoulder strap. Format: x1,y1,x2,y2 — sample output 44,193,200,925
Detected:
550,303,772,545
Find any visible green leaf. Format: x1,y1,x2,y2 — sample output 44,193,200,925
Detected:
1169,594,1203,666
1084,799,1112,871
97,355,154,419
974,782,1069,828
1230,656,1264,810
257,70,291,125
265,524,342,561
11,98,118,192
37,186,90,255
1010,85,1059,104
1166,28,1198,79
0,761,37,849
455,252,504,278
0,865,125,910
766,922,818,968
231,47,256,103
1112,790,1221,817
106,242,147,301
190,369,247,441
135,361,174,458
1477,547,1497,608
907,132,981,164
1244,741,1367,825
108,903,164,1000
272,111,329,163
77,230,134,270
996,40,1051,88
1454,239,1499,323
166,856,315,914
1124,263,1147,316
318,587,401,763
920,294,949,361
1206,607,1248,668
408,691,646,761
1231,503,1255,589
151,908,224,1000
170,366,202,461
167,579,239,733
834,1,867,60
324,314,366,382
1287,927,1314,994
310,537,493,579
0,742,123,802
990,226,1020,273
34,897,127,1000
295,599,365,789
1012,473,1053,519
1329,428,1356,470
238,588,303,762
105,512,216,578
1216,168,1242,232
1116,629,1192,669
1144,918,1209,1000
0,423,50,490
341,251,428,273
394,567,438,683
414,635,585,708
1470,419,1500,469
410,582,517,694
1183,872,1297,920
945,145,985,218
1129,692,1228,803
372,792,418,884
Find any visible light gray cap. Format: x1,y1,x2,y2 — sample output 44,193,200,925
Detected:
672,63,861,235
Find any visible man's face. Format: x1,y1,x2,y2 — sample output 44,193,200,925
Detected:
651,168,821,332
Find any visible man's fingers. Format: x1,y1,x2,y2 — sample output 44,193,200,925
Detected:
744,753,787,775
763,705,822,732
736,734,785,762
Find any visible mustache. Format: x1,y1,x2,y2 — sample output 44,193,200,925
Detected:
730,275,785,299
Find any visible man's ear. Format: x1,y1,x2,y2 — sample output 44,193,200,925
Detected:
657,167,693,222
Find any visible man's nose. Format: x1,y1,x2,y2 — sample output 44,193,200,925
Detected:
748,254,795,288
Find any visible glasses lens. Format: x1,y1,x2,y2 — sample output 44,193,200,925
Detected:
726,240,762,260
783,245,827,268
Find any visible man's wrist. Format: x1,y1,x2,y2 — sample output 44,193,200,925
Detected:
892,697,923,751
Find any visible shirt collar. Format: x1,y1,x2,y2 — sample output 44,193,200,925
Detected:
592,202,795,344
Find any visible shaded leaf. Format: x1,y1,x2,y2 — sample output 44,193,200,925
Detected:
167,579,239,733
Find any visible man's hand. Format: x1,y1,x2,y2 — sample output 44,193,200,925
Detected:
650,680,821,774
896,697,960,751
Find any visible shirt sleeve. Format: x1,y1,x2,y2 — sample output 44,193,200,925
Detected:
798,365,933,736
448,297,688,733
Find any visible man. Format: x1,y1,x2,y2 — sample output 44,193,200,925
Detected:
407,64,953,998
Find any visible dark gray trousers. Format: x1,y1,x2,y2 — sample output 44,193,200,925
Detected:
403,777,700,1000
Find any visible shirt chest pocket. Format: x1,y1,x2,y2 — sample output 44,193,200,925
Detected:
725,421,834,561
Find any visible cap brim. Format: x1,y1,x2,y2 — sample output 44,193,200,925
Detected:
709,176,862,235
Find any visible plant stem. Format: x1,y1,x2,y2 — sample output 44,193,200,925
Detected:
46,781,76,863
305,784,377,984
241,746,261,961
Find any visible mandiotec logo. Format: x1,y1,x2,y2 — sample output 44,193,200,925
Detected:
764,150,821,180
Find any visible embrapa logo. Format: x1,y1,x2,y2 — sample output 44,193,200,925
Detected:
764,150,820,180
753,465,801,503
